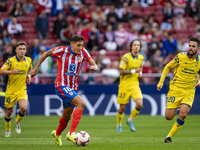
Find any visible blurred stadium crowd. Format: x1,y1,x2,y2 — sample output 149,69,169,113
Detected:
0,0,200,85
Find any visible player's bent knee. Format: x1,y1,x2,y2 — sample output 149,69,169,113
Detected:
179,113,187,120
20,107,27,113
119,107,125,112
81,100,86,108
6,108,13,117
137,104,143,109
76,100,85,110
165,116,173,120
136,99,143,109
6,111,12,117
119,104,126,112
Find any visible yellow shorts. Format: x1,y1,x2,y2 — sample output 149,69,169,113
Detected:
166,89,194,109
117,86,143,104
4,92,28,108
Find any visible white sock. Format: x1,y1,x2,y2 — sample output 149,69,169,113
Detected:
117,124,122,128
166,135,171,138
128,117,133,122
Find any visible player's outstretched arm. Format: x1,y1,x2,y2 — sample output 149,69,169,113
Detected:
0,69,18,75
157,63,172,91
88,59,98,71
31,49,52,77
157,84,163,91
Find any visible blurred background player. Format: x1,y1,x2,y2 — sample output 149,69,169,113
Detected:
0,42,32,137
116,39,144,132
31,35,98,146
157,37,200,143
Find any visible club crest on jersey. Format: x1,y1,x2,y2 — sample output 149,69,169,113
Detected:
69,91,73,96
119,62,124,66
69,64,76,72
78,57,83,62
26,63,28,67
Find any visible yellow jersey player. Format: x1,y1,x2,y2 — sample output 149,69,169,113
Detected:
157,37,200,143
0,42,32,137
117,39,144,132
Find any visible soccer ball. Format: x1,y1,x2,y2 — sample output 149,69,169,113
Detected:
75,131,90,146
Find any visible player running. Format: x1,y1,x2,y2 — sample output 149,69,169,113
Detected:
31,35,98,146
157,37,200,143
0,42,32,137
116,39,144,132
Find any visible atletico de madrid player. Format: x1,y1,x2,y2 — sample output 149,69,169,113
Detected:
31,35,98,146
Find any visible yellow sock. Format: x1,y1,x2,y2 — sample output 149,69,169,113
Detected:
130,107,141,119
5,116,11,131
168,118,185,137
117,110,124,126
16,111,25,123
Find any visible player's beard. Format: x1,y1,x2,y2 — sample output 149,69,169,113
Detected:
189,49,197,57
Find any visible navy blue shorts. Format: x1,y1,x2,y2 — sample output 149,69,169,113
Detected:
55,86,78,108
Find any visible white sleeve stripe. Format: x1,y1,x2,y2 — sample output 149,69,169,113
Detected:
61,48,68,86
53,48,63,54
83,48,91,57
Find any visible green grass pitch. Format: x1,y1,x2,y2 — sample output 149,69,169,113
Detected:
0,115,200,150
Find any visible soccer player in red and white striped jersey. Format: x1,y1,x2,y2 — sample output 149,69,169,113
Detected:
31,35,98,146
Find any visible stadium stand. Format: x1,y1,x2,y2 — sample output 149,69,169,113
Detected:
0,0,199,84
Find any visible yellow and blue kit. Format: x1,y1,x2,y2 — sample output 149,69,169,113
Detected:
117,52,144,104
158,52,200,108
1,55,32,108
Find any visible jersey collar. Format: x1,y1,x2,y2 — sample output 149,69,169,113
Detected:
15,55,26,62
187,52,199,61
131,52,138,59
69,46,76,55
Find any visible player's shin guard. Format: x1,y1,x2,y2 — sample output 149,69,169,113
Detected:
16,111,25,123
56,116,69,135
117,110,124,126
130,107,141,119
168,118,185,137
69,108,83,134
5,116,11,131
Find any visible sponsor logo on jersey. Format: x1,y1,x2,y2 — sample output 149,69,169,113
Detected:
69,64,76,72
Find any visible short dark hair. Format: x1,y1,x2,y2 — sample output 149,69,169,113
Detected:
189,37,200,47
129,39,142,52
16,41,27,48
70,35,85,42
